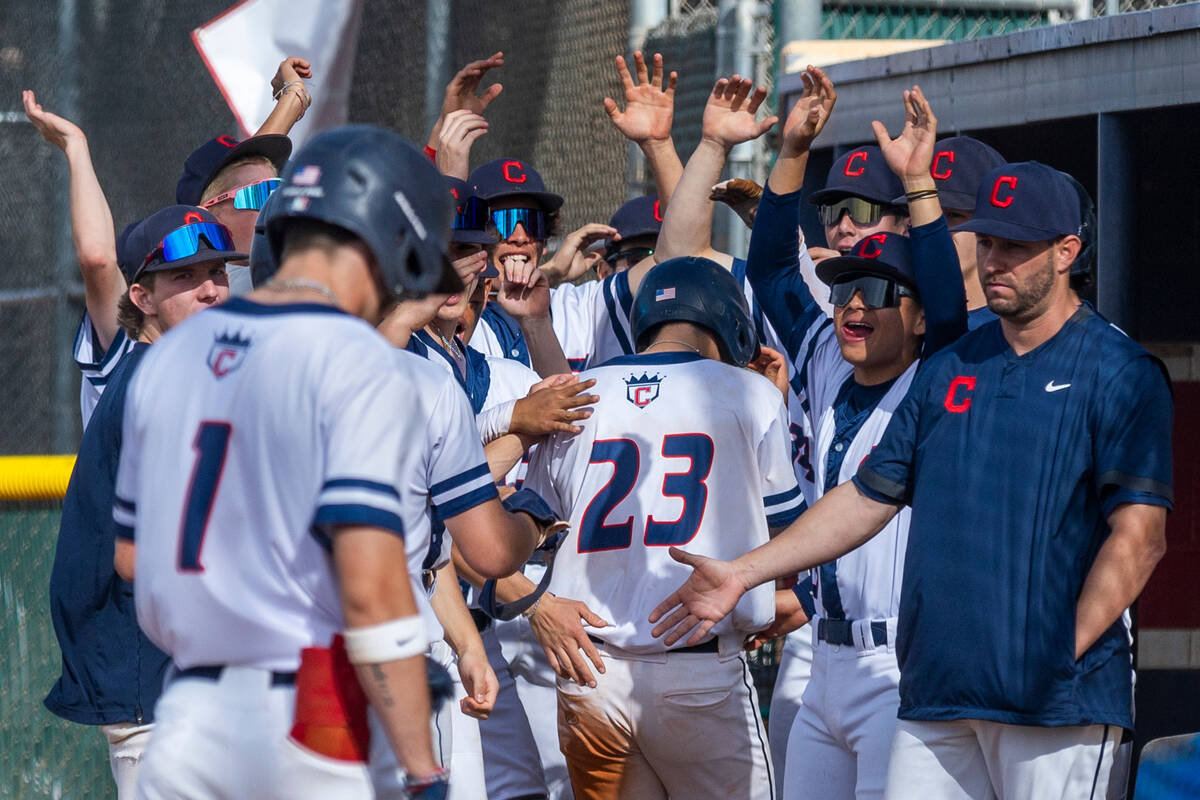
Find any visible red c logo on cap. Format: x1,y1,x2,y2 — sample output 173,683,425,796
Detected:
990,176,1018,208
183,211,204,225
653,199,662,222
858,233,887,258
502,161,527,183
843,151,868,177
943,376,976,413
449,187,460,200
931,151,955,180
216,135,238,148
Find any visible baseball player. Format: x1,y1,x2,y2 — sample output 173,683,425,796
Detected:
113,126,552,799
652,160,1172,800
516,256,805,799
44,205,241,799
810,145,907,257
598,195,661,279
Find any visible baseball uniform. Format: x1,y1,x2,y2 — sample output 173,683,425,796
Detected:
73,312,137,426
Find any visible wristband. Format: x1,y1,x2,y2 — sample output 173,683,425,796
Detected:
423,145,438,163
477,399,517,443
405,766,450,799
904,188,938,201
343,616,427,664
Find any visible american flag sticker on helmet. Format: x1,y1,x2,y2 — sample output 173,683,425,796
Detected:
655,287,676,302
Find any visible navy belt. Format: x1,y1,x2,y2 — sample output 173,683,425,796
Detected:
816,618,888,647
176,665,297,686
587,633,719,654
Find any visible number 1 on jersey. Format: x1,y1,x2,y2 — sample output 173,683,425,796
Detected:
178,421,232,572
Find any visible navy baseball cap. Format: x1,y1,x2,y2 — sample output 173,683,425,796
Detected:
445,177,499,277
469,158,563,212
953,161,1082,242
176,134,292,206
809,146,904,207
816,232,918,292
892,136,1006,211
125,205,246,282
608,195,662,241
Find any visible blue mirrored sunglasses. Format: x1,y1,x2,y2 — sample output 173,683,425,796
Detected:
201,178,281,211
453,197,490,231
490,207,549,241
142,222,236,270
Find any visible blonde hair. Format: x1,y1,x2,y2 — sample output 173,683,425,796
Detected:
200,155,277,204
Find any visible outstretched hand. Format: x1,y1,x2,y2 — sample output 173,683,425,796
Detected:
648,547,746,646
871,85,938,185
441,52,505,118
700,76,778,151
23,90,84,151
511,375,598,437
780,66,837,156
436,109,489,179
604,51,677,145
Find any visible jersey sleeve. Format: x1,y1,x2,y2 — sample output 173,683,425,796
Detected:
1093,354,1174,513
853,371,925,506
74,311,132,427
311,344,408,539
427,373,500,519
910,216,969,357
520,433,567,520
111,367,142,541
758,394,807,528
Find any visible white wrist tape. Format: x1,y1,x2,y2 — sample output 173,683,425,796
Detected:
343,616,428,664
476,399,517,444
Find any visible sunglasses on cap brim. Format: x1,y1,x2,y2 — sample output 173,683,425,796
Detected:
819,197,897,227
829,274,917,309
491,208,550,241
201,178,281,211
140,221,237,272
603,246,654,267
453,196,490,232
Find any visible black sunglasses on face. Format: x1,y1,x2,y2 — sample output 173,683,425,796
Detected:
829,274,917,309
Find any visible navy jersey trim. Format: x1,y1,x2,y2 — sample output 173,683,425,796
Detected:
853,470,907,506
603,274,635,355
792,576,816,618
1097,471,1174,505
216,297,350,317
322,478,401,500
595,351,706,368
113,522,135,541
764,485,803,507
312,504,405,538
114,496,136,513
430,463,492,497
767,505,804,529
433,483,499,520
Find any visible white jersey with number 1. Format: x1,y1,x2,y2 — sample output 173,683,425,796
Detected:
113,297,418,673
523,351,805,654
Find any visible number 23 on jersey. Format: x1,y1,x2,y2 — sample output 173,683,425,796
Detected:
577,433,713,553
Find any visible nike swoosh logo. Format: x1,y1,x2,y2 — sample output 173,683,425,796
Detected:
1045,381,1071,393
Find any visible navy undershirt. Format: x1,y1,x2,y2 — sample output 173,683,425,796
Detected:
823,375,900,494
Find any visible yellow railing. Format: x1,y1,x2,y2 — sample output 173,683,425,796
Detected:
0,455,74,501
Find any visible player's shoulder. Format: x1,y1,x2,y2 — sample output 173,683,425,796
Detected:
485,353,539,385
1074,306,1170,388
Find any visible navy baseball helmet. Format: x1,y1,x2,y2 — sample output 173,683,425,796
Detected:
249,186,285,288
267,125,462,296
176,134,292,206
630,257,759,368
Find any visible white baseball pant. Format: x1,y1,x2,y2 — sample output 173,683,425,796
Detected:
556,639,775,800
101,721,154,800
783,624,900,800
768,625,813,794
883,718,1118,800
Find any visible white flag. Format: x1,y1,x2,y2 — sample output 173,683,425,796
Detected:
192,0,364,147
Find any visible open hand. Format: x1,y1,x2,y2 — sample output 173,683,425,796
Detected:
528,594,610,687
604,51,677,145
511,375,598,437
649,547,745,646
23,90,84,151
780,65,836,156
700,76,778,151
872,85,938,185
436,109,488,179
441,52,504,118
543,223,619,283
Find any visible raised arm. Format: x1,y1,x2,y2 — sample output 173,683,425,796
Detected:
605,51,683,209
256,57,312,136
24,90,123,350
435,109,488,180
426,53,504,155
872,85,967,353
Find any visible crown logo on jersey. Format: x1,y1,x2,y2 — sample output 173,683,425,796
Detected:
208,331,251,379
625,373,662,408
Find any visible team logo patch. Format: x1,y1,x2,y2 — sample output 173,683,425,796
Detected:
625,372,662,408
291,165,322,186
208,331,251,378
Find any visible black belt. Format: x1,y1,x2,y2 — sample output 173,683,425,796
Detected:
587,633,719,654
176,665,297,686
816,618,888,647
470,608,492,633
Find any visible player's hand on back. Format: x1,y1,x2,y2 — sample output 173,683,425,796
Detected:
649,547,746,646
456,644,499,720
604,51,677,145
23,90,85,151
747,345,790,404
511,375,598,438
528,593,610,687
872,84,938,185
700,76,778,152
779,65,837,157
